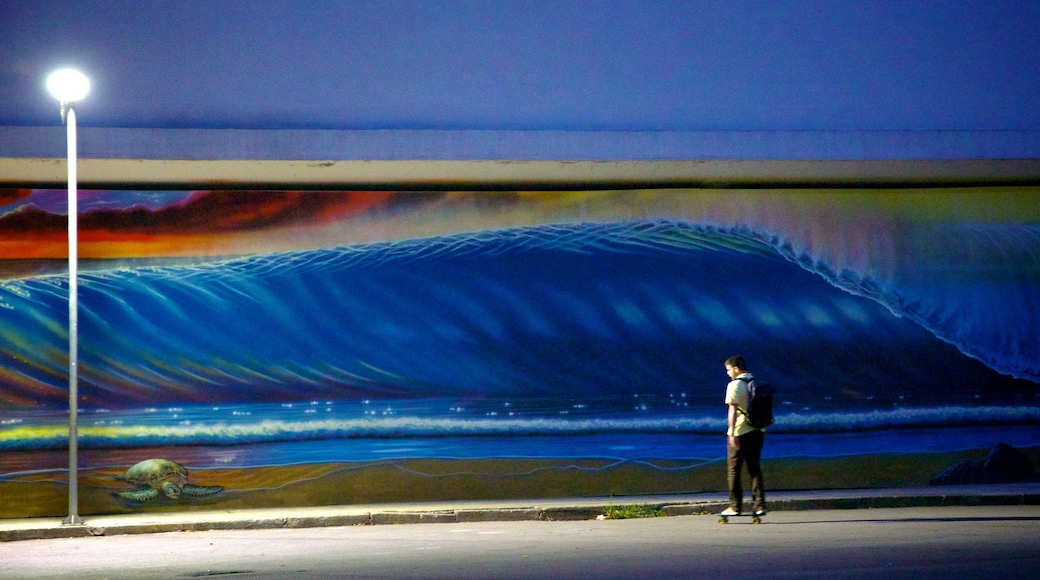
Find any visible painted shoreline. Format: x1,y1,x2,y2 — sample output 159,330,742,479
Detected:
2,446,1037,519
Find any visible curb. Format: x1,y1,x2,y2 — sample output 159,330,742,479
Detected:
3,491,1039,543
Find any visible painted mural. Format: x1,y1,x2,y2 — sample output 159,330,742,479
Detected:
1,188,1038,518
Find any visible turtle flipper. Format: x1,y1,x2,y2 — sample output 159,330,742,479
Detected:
181,484,224,498
117,488,160,502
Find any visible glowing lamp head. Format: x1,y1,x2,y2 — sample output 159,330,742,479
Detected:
47,69,90,103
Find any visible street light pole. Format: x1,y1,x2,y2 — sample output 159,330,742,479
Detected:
47,68,90,527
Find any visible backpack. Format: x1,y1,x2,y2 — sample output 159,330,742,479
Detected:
740,378,775,429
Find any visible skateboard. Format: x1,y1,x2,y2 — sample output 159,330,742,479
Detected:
718,511,764,524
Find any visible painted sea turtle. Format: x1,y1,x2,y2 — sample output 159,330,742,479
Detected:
115,458,223,503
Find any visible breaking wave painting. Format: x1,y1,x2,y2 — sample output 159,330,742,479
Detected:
1,188,1038,516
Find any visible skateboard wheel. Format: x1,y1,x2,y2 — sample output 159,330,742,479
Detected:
718,517,727,524
751,516,761,524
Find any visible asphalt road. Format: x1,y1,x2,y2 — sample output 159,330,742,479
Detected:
3,506,1039,579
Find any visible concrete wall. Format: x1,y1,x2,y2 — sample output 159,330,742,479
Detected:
3,128,1039,188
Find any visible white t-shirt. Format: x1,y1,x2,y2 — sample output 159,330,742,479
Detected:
725,372,756,437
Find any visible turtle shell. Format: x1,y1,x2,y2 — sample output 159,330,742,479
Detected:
122,458,188,487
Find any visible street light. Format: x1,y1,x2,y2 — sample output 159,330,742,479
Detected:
47,68,89,526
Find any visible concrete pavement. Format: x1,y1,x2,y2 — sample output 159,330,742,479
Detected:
3,482,1039,542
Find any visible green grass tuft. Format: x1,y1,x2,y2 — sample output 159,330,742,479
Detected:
603,504,665,519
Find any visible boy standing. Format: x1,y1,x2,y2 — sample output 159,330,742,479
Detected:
721,355,766,516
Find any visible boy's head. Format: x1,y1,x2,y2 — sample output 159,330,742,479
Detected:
725,355,746,379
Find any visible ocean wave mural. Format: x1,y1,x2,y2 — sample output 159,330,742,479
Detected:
0,188,1038,515
1,219,1037,405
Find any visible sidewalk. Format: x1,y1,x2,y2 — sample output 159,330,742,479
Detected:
3,482,1039,542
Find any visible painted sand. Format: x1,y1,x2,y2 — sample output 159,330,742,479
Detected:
3,446,1037,519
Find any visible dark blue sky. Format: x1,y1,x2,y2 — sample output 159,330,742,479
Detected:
1,0,1038,131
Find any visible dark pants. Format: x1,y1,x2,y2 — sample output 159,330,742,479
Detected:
727,429,765,512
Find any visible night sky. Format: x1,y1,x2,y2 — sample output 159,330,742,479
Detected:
1,0,1038,131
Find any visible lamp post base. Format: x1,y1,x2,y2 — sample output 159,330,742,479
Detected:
62,515,86,526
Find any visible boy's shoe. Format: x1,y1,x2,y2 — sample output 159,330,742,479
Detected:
720,507,740,516
753,508,767,517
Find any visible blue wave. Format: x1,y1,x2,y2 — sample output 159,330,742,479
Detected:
772,222,1040,382
0,220,1036,410
3,399,1040,452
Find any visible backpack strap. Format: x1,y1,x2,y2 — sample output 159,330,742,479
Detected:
735,377,752,418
